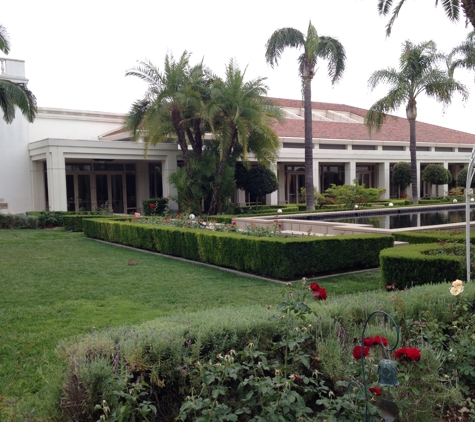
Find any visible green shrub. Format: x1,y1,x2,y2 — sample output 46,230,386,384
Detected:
16,214,39,229
0,213,19,229
380,243,463,288
325,180,385,209
142,197,168,216
82,218,393,280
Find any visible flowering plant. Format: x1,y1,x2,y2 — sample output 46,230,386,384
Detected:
310,282,327,300
450,279,464,296
394,347,421,362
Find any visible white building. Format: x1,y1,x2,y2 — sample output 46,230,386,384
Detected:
1,58,475,214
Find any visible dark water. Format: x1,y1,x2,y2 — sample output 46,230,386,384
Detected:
329,209,475,229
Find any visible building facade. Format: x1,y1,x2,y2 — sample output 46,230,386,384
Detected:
1,58,475,214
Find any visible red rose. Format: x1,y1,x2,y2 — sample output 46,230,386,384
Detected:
405,348,421,361
363,337,374,347
373,336,388,347
394,347,407,360
310,282,320,291
312,286,327,300
149,203,155,207
369,387,382,396
352,346,370,360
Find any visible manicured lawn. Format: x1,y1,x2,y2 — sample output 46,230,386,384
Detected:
0,229,383,415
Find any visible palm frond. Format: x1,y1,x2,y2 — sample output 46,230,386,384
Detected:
437,0,460,22
0,80,37,123
317,36,347,84
0,24,10,55
265,27,305,67
385,0,408,36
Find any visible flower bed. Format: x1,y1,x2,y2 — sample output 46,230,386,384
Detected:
55,281,475,421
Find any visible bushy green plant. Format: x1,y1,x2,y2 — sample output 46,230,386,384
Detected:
325,180,385,209
178,281,322,421
15,214,39,229
142,197,168,216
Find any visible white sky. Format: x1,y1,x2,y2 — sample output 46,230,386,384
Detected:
2,0,475,133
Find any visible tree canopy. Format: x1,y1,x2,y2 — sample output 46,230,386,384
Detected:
124,52,282,215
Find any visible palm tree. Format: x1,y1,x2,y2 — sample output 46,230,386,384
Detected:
265,21,346,210
378,0,475,35
206,60,282,215
449,31,475,76
124,51,209,181
125,53,282,215
365,40,468,204
0,24,37,123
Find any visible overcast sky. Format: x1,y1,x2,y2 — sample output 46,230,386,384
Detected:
2,1,475,133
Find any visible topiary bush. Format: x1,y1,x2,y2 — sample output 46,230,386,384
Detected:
380,242,463,288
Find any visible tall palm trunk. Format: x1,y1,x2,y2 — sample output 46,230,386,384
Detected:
408,118,418,204
406,99,418,204
303,77,315,210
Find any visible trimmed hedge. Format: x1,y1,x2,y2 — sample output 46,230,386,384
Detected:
393,230,475,245
232,204,299,214
63,214,124,232
380,243,463,288
83,218,394,280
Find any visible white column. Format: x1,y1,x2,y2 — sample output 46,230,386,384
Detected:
46,147,67,211
277,164,286,204
442,161,449,197
345,161,356,184
379,161,390,199
313,160,320,193
266,163,278,205
163,152,178,210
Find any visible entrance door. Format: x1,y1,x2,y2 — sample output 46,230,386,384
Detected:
287,173,306,203
95,174,109,211
66,174,92,211
95,174,125,213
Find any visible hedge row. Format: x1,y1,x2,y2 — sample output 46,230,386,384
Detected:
392,230,475,245
380,243,463,288
82,219,393,280
62,214,125,232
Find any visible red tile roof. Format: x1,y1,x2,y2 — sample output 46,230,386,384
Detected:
269,97,475,145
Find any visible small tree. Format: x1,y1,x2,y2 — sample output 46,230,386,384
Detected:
421,164,449,198
392,162,411,199
456,168,475,190
242,166,279,209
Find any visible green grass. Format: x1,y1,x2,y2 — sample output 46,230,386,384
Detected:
0,229,383,416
